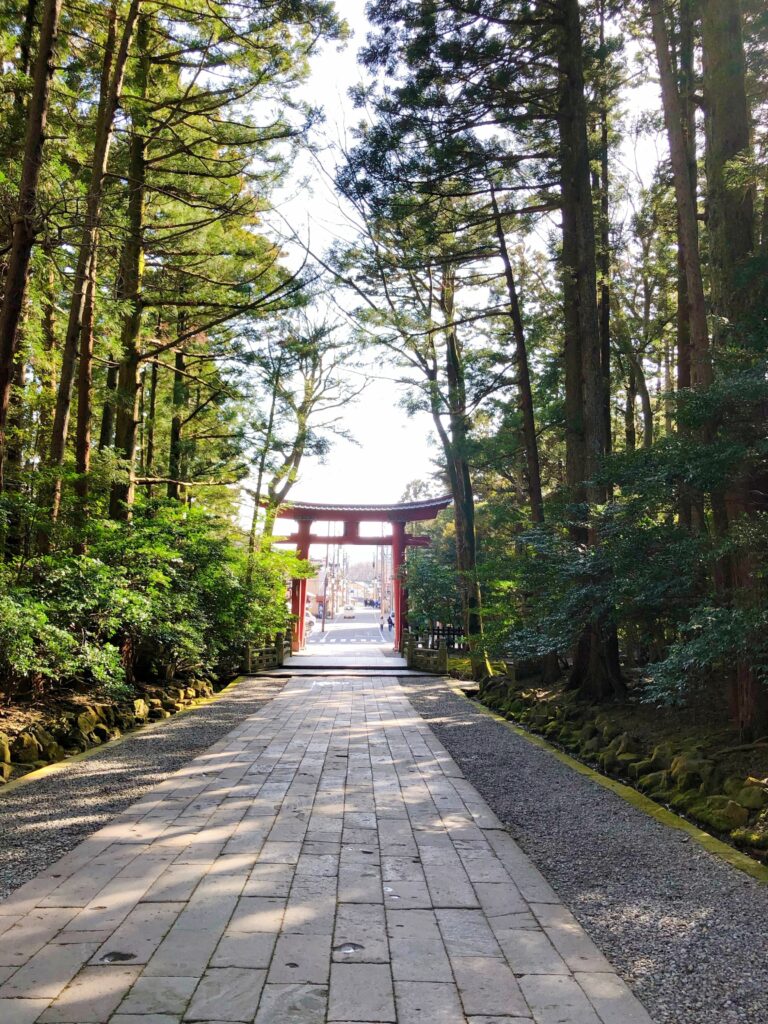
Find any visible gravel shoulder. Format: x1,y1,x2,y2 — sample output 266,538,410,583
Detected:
401,675,768,1024
0,674,284,903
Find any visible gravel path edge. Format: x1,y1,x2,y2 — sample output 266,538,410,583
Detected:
443,677,768,884
0,673,250,799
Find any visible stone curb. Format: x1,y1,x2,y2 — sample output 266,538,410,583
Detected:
0,674,248,798
442,676,768,884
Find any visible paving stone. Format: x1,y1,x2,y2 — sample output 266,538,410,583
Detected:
436,908,502,958
386,909,453,983
242,863,295,899
118,975,198,1016
473,882,527,918
382,878,431,910
394,981,466,1023
211,932,276,969
0,909,79,967
253,982,327,1023
423,863,479,909
0,675,654,1024
530,905,613,974
38,965,141,1022
337,863,383,904
328,963,395,1022
91,901,182,965
519,974,603,1024
142,864,210,903
0,942,99,1000
268,933,331,984
143,921,227,977
452,956,528,1017
490,925,569,976
0,999,54,1024
466,1017,533,1023
333,903,389,963
228,897,285,933
184,967,266,1021
575,972,655,1024
112,1014,180,1023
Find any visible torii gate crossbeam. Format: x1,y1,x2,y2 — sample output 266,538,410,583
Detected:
271,496,452,651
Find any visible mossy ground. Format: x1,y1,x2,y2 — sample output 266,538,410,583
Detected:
446,655,768,858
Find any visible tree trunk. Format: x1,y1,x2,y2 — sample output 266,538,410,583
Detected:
246,354,283,586
167,347,187,501
624,364,636,452
557,0,624,700
46,0,142,525
702,0,762,737
437,268,491,681
596,0,612,456
649,0,711,389
702,0,755,334
108,12,150,521
72,266,98,552
98,357,118,449
489,184,544,524
144,358,158,496
0,0,62,489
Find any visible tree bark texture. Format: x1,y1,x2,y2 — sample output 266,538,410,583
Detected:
557,0,623,700
0,0,62,489
109,12,150,521
47,0,141,525
649,0,711,389
489,184,544,524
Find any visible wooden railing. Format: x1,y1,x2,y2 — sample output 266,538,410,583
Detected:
242,632,291,673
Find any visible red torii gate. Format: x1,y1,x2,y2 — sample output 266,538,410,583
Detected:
272,496,452,652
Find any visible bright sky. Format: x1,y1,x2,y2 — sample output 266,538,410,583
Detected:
266,0,440,506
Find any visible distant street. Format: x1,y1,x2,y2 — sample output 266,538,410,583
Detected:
305,605,394,648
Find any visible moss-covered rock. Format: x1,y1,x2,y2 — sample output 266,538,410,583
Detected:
0,732,10,764
76,708,99,735
722,775,744,798
732,809,768,849
734,785,768,811
11,733,40,764
649,742,675,770
668,789,701,813
670,753,714,790
638,770,670,793
689,796,749,833
132,698,149,720
32,727,66,762
614,752,640,775
580,736,602,757
628,758,654,780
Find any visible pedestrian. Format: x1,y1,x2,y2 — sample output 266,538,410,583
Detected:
379,615,384,631
387,614,393,632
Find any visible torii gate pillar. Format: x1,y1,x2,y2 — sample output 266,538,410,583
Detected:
290,519,311,652
392,521,407,651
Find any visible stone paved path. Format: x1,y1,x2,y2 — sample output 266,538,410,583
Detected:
0,675,654,1024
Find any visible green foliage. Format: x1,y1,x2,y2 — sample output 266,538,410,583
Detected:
0,502,297,698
